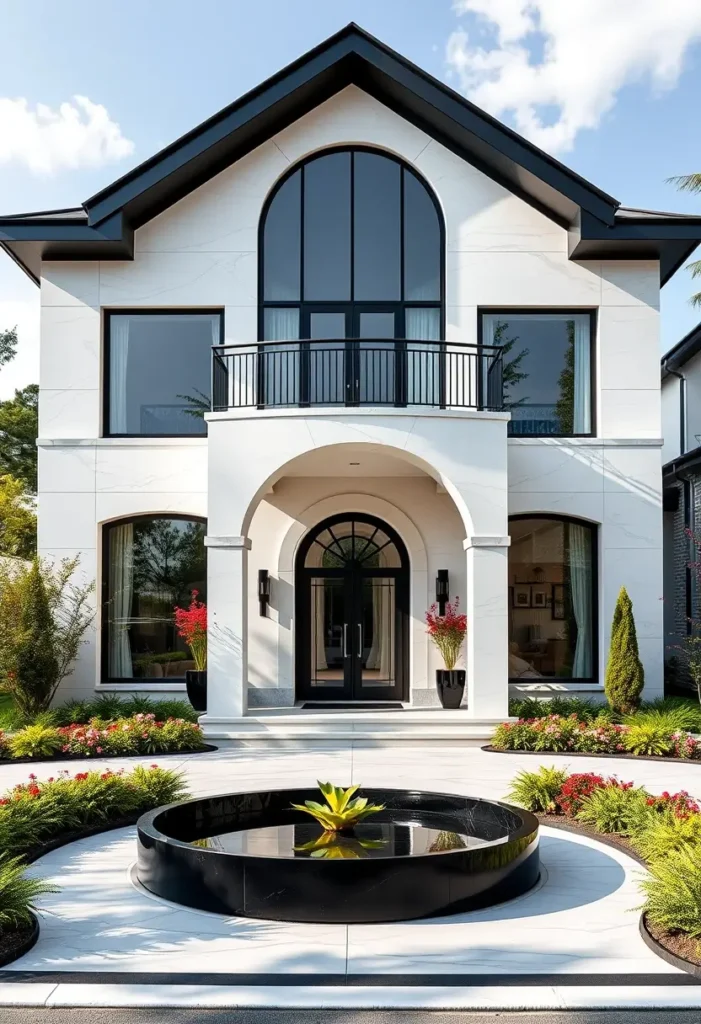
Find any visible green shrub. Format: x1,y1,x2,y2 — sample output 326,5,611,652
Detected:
622,723,675,758
0,854,57,930
623,700,701,733
508,696,603,722
640,844,701,937
632,814,701,863
605,586,644,715
493,720,538,750
577,782,652,835
51,695,199,727
0,765,188,857
507,766,569,813
8,724,62,759
0,556,94,718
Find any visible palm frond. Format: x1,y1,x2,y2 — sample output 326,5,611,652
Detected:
667,173,701,194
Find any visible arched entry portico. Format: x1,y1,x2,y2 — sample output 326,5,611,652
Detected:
295,513,410,702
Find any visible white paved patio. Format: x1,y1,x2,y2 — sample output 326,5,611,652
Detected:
3,743,701,1009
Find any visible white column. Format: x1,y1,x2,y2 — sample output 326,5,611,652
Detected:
202,535,250,720
465,535,510,720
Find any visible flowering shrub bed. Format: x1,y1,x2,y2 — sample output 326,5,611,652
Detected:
0,764,187,858
0,714,206,762
492,714,701,759
508,765,701,953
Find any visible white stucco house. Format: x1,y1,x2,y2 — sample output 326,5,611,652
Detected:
2,25,700,742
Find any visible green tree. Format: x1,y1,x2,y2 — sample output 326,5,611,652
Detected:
12,560,59,719
554,320,575,433
0,556,94,717
0,384,38,492
668,173,701,304
0,327,17,369
493,320,530,408
605,586,644,714
0,474,36,558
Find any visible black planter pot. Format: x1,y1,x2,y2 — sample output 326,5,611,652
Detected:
436,669,466,709
185,670,207,713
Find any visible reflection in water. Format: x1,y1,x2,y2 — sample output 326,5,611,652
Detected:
293,832,388,859
184,819,487,859
428,830,468,853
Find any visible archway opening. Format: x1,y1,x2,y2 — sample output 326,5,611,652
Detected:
295,513,410,703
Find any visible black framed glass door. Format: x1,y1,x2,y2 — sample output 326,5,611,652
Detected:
295,514,409,702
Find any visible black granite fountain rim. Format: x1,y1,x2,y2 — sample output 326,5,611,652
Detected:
136,785,540,857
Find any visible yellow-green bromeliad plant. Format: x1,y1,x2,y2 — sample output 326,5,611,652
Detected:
291,781,385,833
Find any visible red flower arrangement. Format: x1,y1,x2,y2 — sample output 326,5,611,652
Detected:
174,590,207,671
425,599,467,670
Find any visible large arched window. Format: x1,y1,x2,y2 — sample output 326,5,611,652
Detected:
102,515,206,681
508,515,597,682
259,147,444,406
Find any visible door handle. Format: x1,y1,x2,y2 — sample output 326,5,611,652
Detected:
357,624,362,657
343,624,348,658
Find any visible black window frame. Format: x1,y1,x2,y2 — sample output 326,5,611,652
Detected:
258,145,446,344
479,308,597,438
508,512,599,685
100,512,207,684
102,308,225,438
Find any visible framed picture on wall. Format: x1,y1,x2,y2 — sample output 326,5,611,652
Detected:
552,583,565,620
513,585,531,608
531,588,548,609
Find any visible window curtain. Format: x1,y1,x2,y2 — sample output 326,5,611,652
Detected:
108,523,134,678
405,307,440,406
366,580,393,679
109,318,131,433
314,583,328,673
569,523,593,678
572,316,591,433
263,307,300,405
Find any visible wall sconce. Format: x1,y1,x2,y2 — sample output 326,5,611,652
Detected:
436,569,449,615
258,569,270,617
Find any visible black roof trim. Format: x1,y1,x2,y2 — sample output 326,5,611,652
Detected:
662,321,701,376
663,443,701,479
2,22,701,287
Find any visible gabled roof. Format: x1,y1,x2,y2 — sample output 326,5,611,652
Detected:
662,321,701,377
3,22,701,285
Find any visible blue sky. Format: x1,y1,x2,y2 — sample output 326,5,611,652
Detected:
1,0,701,395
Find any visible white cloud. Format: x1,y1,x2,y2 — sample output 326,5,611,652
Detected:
0,95,134,175
446,0,701,153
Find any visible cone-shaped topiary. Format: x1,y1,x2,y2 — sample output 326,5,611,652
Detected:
605,586,644,715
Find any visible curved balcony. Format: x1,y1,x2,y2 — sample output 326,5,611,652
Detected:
211,339,504,412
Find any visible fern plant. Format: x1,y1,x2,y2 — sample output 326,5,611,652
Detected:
291,781,385,832
639,843,701,936
576,783,651,835
506,766,568,814
632,814,701,863
0,854,58,930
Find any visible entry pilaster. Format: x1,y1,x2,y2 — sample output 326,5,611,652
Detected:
464,535,510,720
201,535,250,720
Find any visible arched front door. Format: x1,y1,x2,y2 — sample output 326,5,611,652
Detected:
295,514,409,702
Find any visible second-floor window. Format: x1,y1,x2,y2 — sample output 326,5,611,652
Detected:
105,310,222,436
482,311,594,436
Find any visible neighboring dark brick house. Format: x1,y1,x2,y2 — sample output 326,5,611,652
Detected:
662,322,701,680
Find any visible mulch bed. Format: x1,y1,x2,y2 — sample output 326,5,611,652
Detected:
640,914,701,974
536,813,644,864
0,915,39,969
0,743,217,766
483,744,701,765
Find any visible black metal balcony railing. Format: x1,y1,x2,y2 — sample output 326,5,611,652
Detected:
211,340,504,412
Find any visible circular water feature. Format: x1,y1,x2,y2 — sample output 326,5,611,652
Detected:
136,787,539,923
